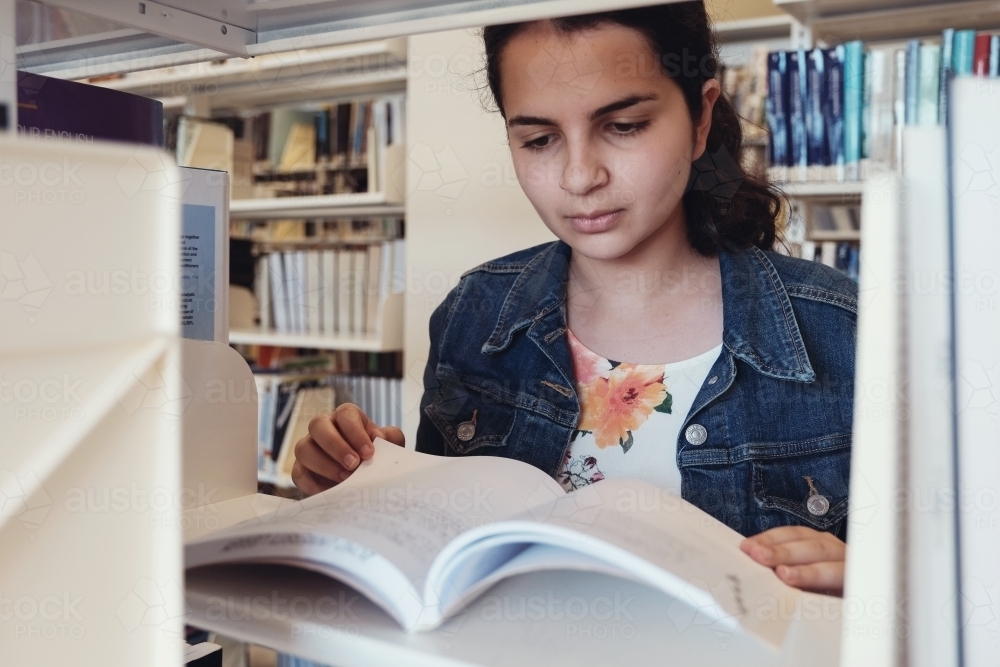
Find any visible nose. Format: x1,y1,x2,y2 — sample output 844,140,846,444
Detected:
559,139,609,196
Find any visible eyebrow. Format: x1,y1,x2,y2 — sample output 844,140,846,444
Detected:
506,93,659,128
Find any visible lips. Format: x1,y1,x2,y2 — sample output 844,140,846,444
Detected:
565,208,624,234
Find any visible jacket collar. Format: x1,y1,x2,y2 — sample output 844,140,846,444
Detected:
482,240,815,382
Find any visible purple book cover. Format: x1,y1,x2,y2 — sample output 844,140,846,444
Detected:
17,71,163,147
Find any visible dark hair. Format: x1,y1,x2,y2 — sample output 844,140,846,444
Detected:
482,1,780,255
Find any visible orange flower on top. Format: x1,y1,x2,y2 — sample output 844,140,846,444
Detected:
578,363,668,450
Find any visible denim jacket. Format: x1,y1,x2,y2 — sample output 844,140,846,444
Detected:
415,240,857,539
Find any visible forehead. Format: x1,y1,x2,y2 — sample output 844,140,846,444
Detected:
498,21,667,113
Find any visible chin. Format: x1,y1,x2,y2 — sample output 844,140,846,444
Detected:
558,231,640,261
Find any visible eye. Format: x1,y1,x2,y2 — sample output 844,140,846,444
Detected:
521,133,557,152
607,120,650,136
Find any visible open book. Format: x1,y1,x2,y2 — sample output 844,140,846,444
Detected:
186,438,808,649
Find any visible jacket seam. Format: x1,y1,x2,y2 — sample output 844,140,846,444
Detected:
751,247,810,374
785,285,859,315
436,366,579,428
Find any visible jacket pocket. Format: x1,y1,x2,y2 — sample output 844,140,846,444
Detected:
424,370,518,455
750,438,851,533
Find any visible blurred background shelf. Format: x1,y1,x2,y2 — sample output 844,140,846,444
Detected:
230,193,405,220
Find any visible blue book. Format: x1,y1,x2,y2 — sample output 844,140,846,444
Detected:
843,41,865,179
824,47,846,176
788,49,808,171
954,30,976,74
991,35,1000,77
939,29,954,127
806,48,828,166
766,51,790,168
905,40,921,125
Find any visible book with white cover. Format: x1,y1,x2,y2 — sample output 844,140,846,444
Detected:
337,247,353,335
352,248,366,336
322,249,336,335
306,250,322,336
364,243,383,335
949,76,1000,667
178,167,229,343
187,439,820,649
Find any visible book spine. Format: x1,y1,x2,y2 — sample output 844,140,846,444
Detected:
843,41,864,180
939,29,954,124
953,29,976,75
868,48,894,167
322,249,336,335
806,48,828,169
862,49,872,162
905,40,921,126
823,47,845,180
314,110,329,162
991,35,1000,77
765,51,790,172
974,33,992,76
918,44,941,126
788,50,808,178
894,48,907,169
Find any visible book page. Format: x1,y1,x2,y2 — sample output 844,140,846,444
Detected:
435,477,799,648
186,439,564,624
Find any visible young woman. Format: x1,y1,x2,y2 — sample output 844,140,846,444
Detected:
292,1,856,596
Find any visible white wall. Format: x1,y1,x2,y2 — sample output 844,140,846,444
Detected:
402,28,556,446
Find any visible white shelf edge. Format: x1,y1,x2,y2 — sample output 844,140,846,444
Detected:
230,192,405,220
229,328,399,351
775,181,866,198
774,0,1000,42
810,230,863,242
713,15,794,43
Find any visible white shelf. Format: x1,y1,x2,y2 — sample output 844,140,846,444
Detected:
20,0,696,79
230,192,405,220
229,328,399,351
776,181,866,198
810,229,862,242
714,15,795,43
95,39,405,94
775,0,1000,42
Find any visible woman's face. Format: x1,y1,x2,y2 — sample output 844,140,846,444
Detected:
499,21,718,261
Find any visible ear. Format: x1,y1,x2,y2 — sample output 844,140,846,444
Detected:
693,78,722,162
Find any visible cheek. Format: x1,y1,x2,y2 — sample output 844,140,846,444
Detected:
616,134,693,206
511,151,561,209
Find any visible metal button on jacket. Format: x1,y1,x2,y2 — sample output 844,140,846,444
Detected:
456,409,478,442
707,375,719,385
685,424,708,446
807,494,830,516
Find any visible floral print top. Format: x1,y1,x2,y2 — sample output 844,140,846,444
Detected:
556,329,723,493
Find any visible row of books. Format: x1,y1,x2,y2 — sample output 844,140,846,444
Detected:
236,96,405,171
230,217,404,244
766,28,1000,183
255,370,402,488
256,239,405,337
792,241,861,283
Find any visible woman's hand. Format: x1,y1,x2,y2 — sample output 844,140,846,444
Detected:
291,403,405,496
740,526,846,596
